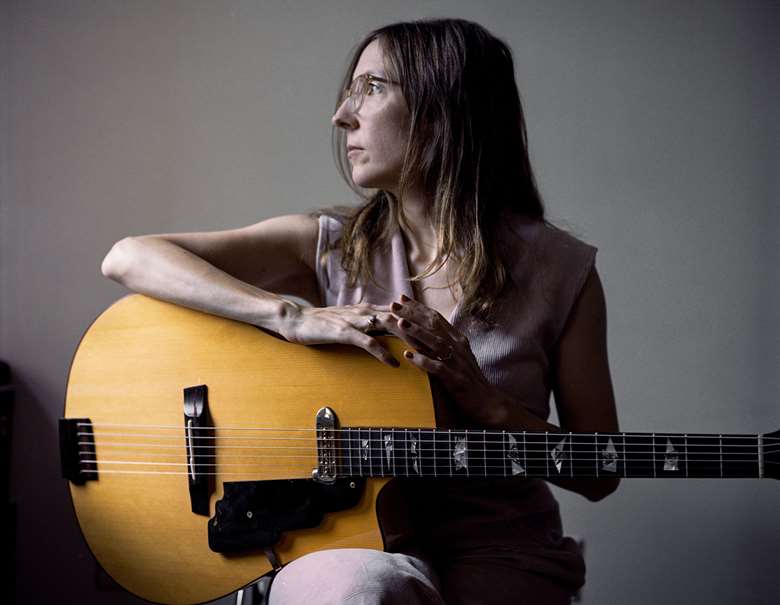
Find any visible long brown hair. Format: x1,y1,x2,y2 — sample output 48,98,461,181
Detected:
331,18,545,320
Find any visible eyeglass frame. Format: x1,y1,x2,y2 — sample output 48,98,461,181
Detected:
339,73,401,113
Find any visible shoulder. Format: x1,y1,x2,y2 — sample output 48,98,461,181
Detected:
498,213,599,342
500,213,597,271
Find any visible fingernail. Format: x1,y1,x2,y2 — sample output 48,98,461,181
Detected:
399,318,411,328
400,294,411,302
391,302,402,312
404,350,413,359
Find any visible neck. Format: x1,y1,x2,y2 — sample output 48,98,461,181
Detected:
332,427,774,480
389,185,437,264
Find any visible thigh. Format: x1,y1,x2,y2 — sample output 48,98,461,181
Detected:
268,548,445,605
438,557,573,605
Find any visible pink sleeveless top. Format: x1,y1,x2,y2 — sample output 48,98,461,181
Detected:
315,212,594,589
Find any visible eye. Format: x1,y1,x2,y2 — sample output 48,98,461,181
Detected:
366,80,385,95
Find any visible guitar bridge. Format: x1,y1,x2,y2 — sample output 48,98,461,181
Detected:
312,407,338,484
59,418,98,484
184,385,215,516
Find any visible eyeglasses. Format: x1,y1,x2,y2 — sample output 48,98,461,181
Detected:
340,74,400,112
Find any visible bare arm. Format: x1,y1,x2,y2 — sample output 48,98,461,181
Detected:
384,267,620,502
101,213,401,366
101,214,320,332
481,268,620,501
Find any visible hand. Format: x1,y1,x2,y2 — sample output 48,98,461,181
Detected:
278,302,401,367
389,294,501,425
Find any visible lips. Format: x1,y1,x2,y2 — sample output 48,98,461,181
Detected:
347,145,364,152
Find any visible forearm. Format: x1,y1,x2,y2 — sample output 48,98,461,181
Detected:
101,236,296,332
479,390,620,502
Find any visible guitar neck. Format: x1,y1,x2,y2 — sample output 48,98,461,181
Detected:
335,428,768,480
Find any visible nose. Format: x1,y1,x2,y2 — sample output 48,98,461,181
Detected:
331,98,357,130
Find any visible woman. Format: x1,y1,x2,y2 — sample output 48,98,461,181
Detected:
102,18,619,605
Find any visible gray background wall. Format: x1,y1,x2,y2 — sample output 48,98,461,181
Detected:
2,1,778,603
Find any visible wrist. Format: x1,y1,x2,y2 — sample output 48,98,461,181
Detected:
477,387,553,432
254,294,302,336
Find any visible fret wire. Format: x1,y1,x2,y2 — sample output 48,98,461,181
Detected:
684,433,689,478
522,431,527,474
544,432,549,476
594,432,599,478
366,428,371,477
569,431,574,478
418,429,423,477
622,433,627,477
350,427,355,477
465,430,470,478
652,433,656,478
483,429,488,479
502,431,507,478
357,428,362,477
432,429,437,477
379,429,384,477
448,429,453,477
390,429,396,475
406,429,411,477
719,434,723,478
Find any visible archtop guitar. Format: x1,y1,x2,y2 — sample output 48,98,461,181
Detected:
60,295,779,605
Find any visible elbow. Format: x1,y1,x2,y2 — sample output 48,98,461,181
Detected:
584,477,620,502
101,236,136,281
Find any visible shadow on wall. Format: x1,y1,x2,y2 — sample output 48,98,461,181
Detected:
11,365,141,604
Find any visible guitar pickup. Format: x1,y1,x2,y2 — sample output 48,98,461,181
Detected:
184,385,214,516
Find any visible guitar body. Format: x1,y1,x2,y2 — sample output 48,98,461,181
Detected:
64,294,435,605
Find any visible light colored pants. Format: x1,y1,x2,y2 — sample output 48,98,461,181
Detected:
267,547,574,605
268,548,445,605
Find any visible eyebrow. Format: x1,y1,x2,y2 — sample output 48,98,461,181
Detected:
348,70,386,87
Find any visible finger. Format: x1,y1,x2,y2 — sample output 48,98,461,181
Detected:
392,296,452,334
396,317,449,355
364,311,403,335
402,349,445,375
348,330,400,367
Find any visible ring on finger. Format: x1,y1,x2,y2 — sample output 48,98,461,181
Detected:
366,314,378,332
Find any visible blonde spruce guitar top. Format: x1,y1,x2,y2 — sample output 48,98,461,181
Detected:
63,294,435,605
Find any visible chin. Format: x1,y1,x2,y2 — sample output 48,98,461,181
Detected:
351,166,398,191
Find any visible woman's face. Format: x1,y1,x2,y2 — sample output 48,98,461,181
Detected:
331,39,410,193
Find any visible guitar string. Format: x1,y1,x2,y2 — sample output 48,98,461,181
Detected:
77,447,778,465
76,438,780,454
78,458,775,468
74,442,776,457
76,423,780,443
76,432,780,447
72,463,776,477
76,429,779,445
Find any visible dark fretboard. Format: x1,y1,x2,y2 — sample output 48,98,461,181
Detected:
334,428,767,479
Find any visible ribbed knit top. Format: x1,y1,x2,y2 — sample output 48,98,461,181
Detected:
315,210,596,587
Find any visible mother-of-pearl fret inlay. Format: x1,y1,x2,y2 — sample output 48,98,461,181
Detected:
601,437,618,472
453,436,468,471
361,438,369,462
664,438,679,471
551,435,568,473
410,435,419,474
384,433,393,466
506,433,525,475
